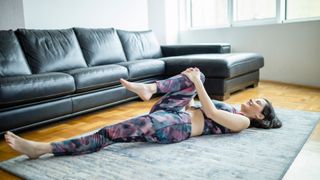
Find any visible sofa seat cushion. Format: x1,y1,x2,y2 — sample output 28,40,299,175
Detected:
64,65,128,92
117,60,165,80
162,53,264,78
0,73,75,108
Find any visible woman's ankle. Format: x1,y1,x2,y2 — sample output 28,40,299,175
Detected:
36,142,52,155
147,83,157,95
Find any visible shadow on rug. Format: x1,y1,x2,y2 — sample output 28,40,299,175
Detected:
1,108,319,180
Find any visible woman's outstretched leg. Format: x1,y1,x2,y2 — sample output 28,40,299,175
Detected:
4,131,52,159
5,115,157,157
5,110,192,158
5,113,191,158
51,114,157,156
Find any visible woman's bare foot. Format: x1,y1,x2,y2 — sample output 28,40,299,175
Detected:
4,131,52,159
120,78,156,101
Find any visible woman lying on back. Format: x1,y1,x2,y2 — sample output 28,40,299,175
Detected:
5,67,281,158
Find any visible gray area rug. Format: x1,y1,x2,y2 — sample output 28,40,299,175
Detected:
1,108,319,180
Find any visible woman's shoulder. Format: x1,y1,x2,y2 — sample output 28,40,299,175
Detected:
195,100,240,114
212,100,235,112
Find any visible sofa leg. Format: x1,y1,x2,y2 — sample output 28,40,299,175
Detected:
207,81,259,101
210,93,230,101
248,82,258,88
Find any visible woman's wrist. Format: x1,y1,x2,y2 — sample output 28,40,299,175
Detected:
193,77,202,84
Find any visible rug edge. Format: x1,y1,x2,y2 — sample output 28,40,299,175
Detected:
279,116,320,179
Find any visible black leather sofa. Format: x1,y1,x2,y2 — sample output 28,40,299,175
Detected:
0,28,264,135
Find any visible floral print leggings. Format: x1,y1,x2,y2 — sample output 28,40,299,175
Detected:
51,73,205,156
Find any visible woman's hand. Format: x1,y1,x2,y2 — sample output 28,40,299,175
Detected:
181,67,201,83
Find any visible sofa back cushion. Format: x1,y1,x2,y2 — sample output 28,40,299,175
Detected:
0,30,31,77
74,28,127,66
15,29,87,73
117,30,162,61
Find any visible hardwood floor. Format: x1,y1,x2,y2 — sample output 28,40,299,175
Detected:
0,81,319,179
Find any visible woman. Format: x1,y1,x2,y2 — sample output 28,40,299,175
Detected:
4,68,281,159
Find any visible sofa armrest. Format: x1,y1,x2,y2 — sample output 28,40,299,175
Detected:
161,43,231,57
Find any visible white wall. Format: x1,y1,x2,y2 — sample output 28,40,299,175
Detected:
148,0,180,45
179,21,320,87
23,0,148,30
148,0,166,44
0,0,25,30
164,0,179,44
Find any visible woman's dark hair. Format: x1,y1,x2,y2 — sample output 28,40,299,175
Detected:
249,98,282,129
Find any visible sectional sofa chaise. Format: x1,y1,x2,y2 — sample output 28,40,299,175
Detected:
0,28,264,134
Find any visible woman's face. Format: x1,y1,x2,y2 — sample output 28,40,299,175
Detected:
240,98,267,120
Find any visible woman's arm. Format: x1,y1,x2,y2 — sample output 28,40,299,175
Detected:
192,78,217,117
193,78,250,132
183,68,250,132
